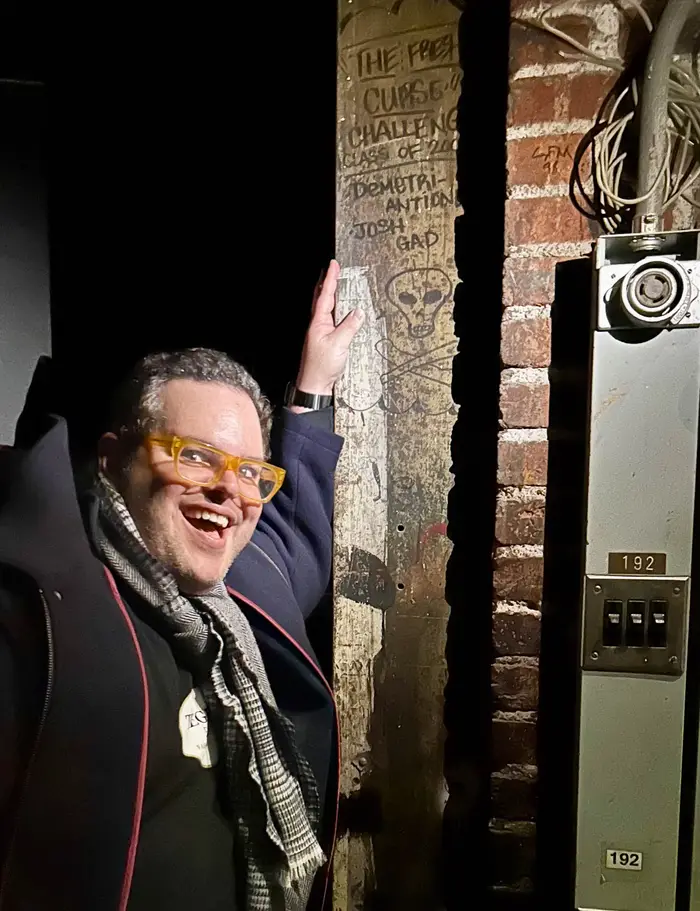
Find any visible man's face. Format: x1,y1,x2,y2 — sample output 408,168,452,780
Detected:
114,379,265,594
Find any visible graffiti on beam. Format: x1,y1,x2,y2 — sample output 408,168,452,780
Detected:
339,0,459,35
338,267,457,416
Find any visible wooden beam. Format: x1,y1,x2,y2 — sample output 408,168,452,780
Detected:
333,2,461,907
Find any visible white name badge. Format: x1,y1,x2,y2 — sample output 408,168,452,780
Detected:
178,688,219,769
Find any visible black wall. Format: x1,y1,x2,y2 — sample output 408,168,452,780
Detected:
0,1,338,679
0,5,49,443
0,81,49,444
46,6,338,455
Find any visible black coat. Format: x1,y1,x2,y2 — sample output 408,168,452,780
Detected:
0,403,341,911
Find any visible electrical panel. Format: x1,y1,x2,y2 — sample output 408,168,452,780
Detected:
582,576,686,675
575,230,700,911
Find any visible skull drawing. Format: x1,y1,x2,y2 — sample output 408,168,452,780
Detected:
385,268,453,339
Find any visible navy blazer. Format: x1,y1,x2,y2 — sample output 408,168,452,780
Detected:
227,406,341,661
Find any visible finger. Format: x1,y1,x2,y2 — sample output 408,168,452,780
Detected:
315,260,339,314
312,267,325,309
333,307,364,344
313,259,340,318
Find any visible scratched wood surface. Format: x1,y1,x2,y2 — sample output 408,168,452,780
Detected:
333,2,461,907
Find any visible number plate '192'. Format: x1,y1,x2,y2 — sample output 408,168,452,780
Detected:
608,553,667,575
605,850,643,871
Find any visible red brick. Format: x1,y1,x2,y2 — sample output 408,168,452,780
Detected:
500,380,550,427
493,611,541,657
493,718,537,768
494,553,544,602
501,317,551,368
508,133,588,187
492,659,540,711
506,197,594,247
490,820,536,891
508,72,618,128
568,71,618,120
497,438,548,486
492,769,537,820
509,17,593,73
495,491,546,545
503,257,557,307
508,77,559,127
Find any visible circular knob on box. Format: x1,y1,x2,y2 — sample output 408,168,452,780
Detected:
620,257,690,326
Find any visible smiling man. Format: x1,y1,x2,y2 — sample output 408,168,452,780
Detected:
100,366,275,593
0,261,362,911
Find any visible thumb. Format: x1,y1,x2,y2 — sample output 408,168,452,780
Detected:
333,307,364,346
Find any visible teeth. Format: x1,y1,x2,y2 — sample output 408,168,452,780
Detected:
186,509,229,529
202,510,229,528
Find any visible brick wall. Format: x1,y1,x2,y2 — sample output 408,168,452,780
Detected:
490,0,655,902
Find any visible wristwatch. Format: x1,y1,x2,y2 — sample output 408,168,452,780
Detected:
284,383,333,410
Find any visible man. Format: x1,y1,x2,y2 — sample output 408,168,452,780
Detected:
0,261,363,910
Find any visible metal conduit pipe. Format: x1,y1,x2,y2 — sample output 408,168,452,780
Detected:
632,0,700,247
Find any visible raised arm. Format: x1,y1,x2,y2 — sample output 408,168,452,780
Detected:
227,260,363,617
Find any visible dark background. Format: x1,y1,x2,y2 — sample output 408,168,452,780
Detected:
0,78,48,445
0,2,338,455
0,3,339,678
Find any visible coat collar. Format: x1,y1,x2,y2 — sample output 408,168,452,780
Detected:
0,415,97,585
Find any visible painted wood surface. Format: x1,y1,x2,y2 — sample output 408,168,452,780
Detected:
333,2,461,906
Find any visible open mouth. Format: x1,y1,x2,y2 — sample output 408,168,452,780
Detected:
181,508,232,548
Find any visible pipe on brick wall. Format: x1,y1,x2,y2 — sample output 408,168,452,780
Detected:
633,0,700,239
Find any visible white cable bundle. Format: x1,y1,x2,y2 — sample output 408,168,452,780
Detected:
523,0,700,233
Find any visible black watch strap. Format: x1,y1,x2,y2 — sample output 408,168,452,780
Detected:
284,383,333,410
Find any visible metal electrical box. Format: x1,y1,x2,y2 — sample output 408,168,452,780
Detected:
575,229,700,911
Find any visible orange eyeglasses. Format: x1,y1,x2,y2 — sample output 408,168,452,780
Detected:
146,434,286,504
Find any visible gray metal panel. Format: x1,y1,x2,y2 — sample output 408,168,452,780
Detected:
691,745,700,911
585,328,700,576
575,672,687,911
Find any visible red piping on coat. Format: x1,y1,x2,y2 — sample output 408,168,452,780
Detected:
105,568,150,911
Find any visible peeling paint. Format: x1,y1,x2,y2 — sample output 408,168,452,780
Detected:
506,118,595,141
512,60,610,79
501,367,549,386
493,710,538,723
508,240,594,258
494,601,543,617
495,544,544,559
499,428,548,443
509,181,592,199
492,763,538,781
493,655,540,668
503,305,552,322
498,485,548,499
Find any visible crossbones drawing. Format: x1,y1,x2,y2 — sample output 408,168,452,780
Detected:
337,265,458,416
377,336,457,414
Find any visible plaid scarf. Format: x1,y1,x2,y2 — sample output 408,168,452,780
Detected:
93,476,325,910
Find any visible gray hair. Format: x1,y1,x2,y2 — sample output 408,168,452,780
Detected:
110,348,273,456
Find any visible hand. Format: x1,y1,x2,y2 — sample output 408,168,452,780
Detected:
295,259,364,398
